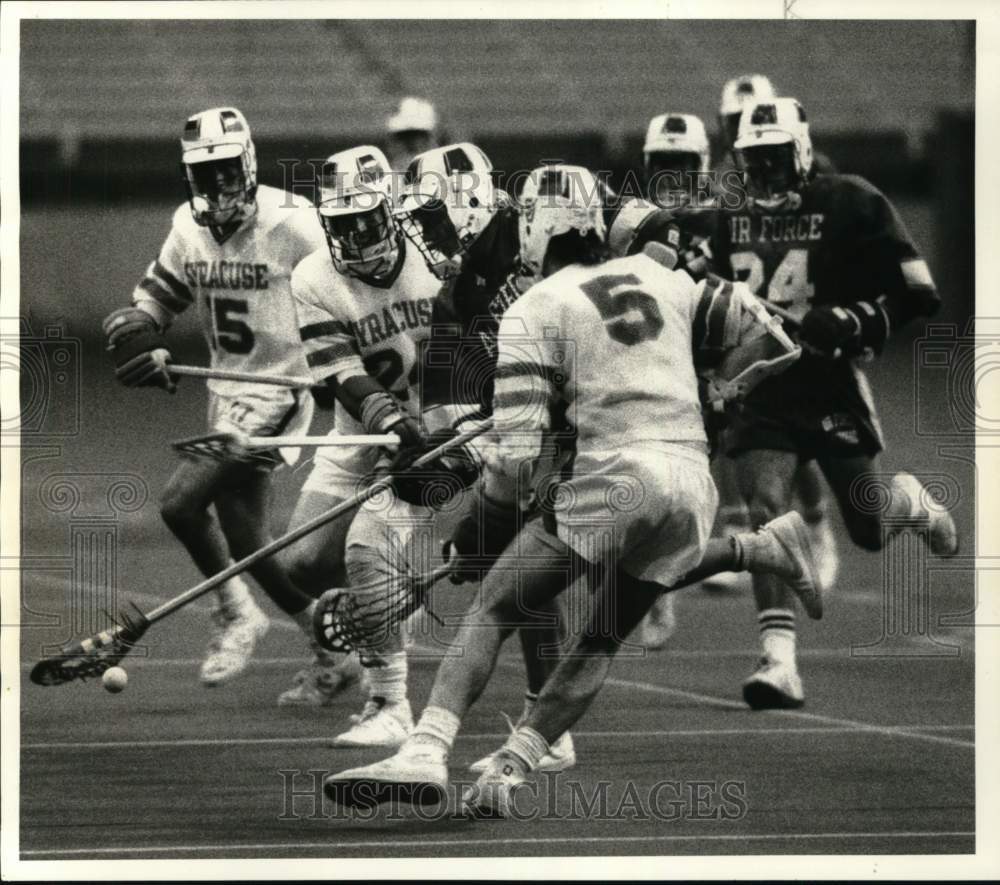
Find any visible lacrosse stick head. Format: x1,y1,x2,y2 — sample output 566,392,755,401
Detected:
312,541,446,656
171,430,277,467
30,603,151,686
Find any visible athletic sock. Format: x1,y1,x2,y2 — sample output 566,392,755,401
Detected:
216,574,253,613
403,705,462,760
365,651,408,705
758,607,797,665
500,725,549,772
290,600,316,638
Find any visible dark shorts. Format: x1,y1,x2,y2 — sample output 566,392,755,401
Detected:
725,397,884,460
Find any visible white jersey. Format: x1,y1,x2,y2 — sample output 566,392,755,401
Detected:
492,252,707,469
132,184,325,397
291,238,442,434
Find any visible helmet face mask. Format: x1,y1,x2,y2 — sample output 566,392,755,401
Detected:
733,98,813,209
396,192,464,280
320,198,398,278
317,145,400,280
183,156,253,227
646,151,704,207
396,143,497,280
180,108,257,230
642,113,710,208
737,142,800,206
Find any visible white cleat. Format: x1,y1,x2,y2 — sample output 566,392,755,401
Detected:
323,749,448,809
277,644,362,707
200,599,270,686
330,698,413,748
631,594,677,649
892,472,959,557
462,753,532,818
742,655,805,710
804,513,840,592
470,727,576,773
741,512,823,620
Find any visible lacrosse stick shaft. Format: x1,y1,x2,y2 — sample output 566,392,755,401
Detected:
243,434,400,449
755,298,801,330
170,364,314,388
754,297,860,361
144,420,493,625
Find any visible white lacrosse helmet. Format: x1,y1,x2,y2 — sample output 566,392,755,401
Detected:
181,107,258,228
317,145,400,279
719,74,776,149
733,97,813,209
395,142,496,279
518,164,608,279
643,113,710,207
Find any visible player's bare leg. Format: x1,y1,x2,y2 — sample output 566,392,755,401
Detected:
470,594,577,773
275,490,364,707
160,456,271,686
328,505,435,747
160,456,249,590
322,524,569,806
215,474,317,615
734,447,806,710
699,450,752,594
816,454,958,558
280,490,358,593
321,510,821,809
794,460,840,592
465,516,823,817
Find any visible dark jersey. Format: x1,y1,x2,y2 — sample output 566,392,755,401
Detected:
708,173,939,428
422,204,524,409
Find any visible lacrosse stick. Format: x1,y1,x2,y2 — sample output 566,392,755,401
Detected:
168,364,314,388
754,297,874,362
755,298,801,330
313,543,457,656
29,420,492,686
172,430,400,464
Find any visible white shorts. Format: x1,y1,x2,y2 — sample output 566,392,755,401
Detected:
208,387,314,468
553,442,718,587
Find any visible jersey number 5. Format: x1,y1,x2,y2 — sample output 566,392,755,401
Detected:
579,273,664,346
730,248,814,320
211,297,255,354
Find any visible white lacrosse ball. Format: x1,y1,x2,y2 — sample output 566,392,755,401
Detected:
102,666,128,693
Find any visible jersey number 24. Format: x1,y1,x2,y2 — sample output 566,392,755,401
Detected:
730,248,814,320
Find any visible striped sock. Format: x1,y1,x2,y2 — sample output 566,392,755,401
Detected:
758,608,796,665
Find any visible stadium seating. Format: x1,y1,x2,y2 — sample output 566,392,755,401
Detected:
21,19,972,140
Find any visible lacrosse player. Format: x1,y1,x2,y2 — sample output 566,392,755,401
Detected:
392,145,582,773
713,75,840,599
102,108,325,686
278,145,480,746
322,164,823,816
707,97,956,709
